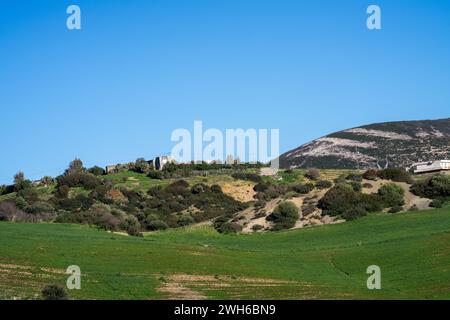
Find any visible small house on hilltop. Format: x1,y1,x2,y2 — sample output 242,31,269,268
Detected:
154,156,174,171
411,160,450,174
105,164,119,174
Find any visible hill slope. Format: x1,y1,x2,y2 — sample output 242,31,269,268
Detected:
1,207,450,299
279,118,450,169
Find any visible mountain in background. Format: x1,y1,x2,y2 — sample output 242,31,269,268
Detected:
279,118,450,169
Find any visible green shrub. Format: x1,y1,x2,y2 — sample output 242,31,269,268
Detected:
133,158,151,174
251,224,264,232
211,184,222,193
177,215,195,227
358,193,384,213
378,168,413,184
267,201,299,230
55,185,70,198
253,183,269,192
389,206,403,213
65,158,85,175
89,185,113,203
305,168,320,181
56,172,102,190
17,188,39,203
27,201,55,214
334,175,347,184
15,197,27,210
148,170,164,180
216,222,243,233
349,181,362,192
88,166,105,176
363,169,379,180
430,199,443,208
41,176,55,186
318,183,387,218
231,172,262,183
346,173,363,182
14,171,32,191
41,284,68,300
126,225,143,237
315,180,333,189
166,180,190,195
318,184,359,216
411,174,450,199
342,206,367,220
289,183,314,194
148,219,169,231
191,183,209,194
378,183,405,207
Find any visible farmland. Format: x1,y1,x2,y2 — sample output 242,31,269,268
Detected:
1,206,450,300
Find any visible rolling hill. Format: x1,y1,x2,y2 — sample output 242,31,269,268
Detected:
1,207,450,300
279,118,450,169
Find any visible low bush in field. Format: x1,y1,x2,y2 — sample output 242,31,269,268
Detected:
363,169,379,180
342,206,367,221
231,172,263,183
289,183,315,195
216,221,243,233
318,182,395,219
305,168,320,181
430,199,443,208
267,201,300,231
346,173,363,182
147,219,169,231
251,224,264,232
377,168,413,184
389,206,403,213
318,184,360,216
378,183,405,207
315,180,333,189
42,284,68,300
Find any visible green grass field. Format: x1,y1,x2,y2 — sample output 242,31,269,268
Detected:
1,207,450,300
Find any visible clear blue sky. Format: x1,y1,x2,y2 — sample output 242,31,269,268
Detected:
1,0,450,183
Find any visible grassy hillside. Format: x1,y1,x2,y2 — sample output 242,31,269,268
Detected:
1,207,450,300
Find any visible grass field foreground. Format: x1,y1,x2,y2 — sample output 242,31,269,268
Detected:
1,207,450,300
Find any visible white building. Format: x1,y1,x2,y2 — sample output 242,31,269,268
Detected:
412,160,450,174
154,156,174,170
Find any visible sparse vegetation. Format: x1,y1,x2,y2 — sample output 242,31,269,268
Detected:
0,163,436,236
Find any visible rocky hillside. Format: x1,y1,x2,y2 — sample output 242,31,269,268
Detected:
279,118,450,169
